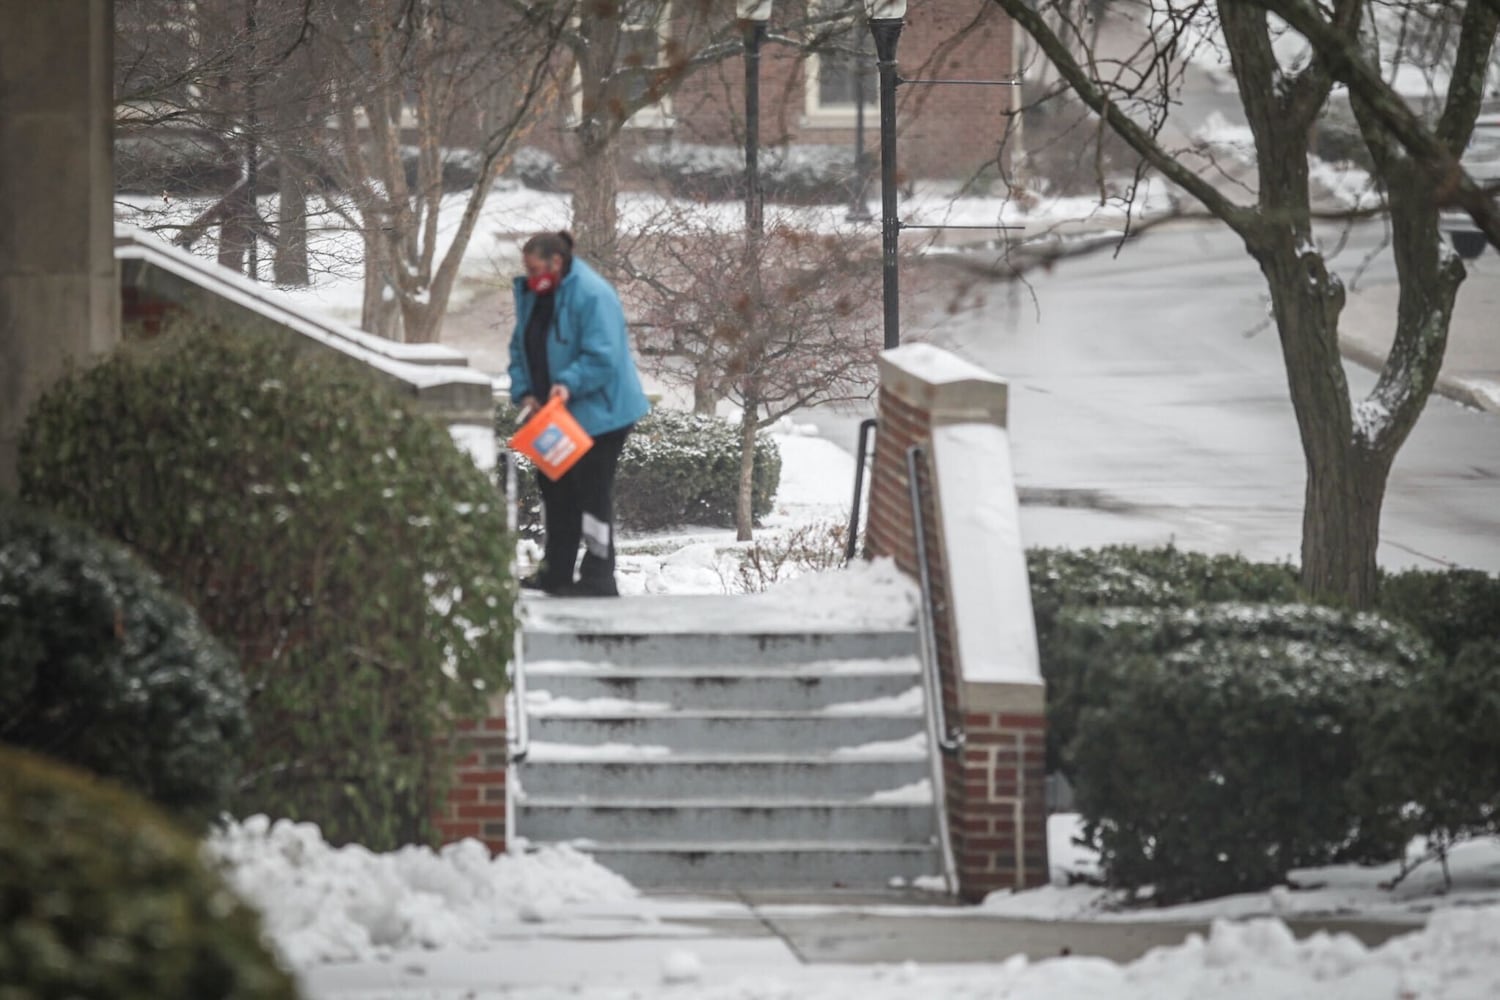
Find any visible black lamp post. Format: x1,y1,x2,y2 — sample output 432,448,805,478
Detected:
868,0,906,350
739,0,771,239
846,28,873,223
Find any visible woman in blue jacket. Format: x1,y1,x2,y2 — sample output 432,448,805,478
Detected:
509,231,651,596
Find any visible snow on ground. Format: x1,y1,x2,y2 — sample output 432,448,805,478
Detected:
206,816,637,967
215,812,1500,1000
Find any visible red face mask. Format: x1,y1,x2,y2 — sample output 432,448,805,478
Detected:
527,269,560,295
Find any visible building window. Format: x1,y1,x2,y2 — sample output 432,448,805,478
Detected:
806,7,875,123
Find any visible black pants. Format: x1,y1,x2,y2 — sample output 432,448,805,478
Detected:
536,425,630,593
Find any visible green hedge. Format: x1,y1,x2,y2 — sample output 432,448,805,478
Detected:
21,324,515,850
1377,567,1500,662
1071,627,1418,903
1365,637,1500,846
1047,601,1431,784
0,747,299,999
1027,546,1303,771
497,402,781,534
0,498,247,825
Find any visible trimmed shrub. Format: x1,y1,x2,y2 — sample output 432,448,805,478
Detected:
1027,545,1303,641
1047,601,1430,782
1378,566,1500,663
634,143,857,205
1365,637,1500,849
508,147,560,191
20,324,515,850
0,499,247,825
0,747,299,999
115,131,239,195
1070,619,1425,903
496,402,781,535
1026,546,1303,770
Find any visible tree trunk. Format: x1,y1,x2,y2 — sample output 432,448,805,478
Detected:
361,237,402,340
735,385,760,542
273,160,309,286
1300,442,1389,608
572,123,620,273
693,359,718,415
217,178,255,275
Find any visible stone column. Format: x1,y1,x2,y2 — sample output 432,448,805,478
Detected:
0,0,119,492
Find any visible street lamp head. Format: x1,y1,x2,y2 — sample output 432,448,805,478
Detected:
737,0,772,22
865,0,906,19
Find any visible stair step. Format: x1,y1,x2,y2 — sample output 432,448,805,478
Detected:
525,659,921,677
518,800,935,843
526,670,922,713
524,630,917,668
519,758,932,800
529,714,923,753
572,841,943,889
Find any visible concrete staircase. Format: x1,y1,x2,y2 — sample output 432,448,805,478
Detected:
513,595,943,889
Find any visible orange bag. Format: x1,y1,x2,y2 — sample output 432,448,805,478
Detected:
508,396,593,481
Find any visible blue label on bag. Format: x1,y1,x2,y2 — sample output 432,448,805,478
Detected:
534,424,577,468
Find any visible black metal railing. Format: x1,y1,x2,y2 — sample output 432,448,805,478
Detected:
845,418,880,564
906,443,964,756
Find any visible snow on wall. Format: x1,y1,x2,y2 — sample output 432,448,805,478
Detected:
882,343,1007,387
929,422,1042,686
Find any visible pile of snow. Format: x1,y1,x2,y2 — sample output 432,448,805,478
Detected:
751,555,920,628
205,816,636,966
984,815,1500,925
839,910,1500,1000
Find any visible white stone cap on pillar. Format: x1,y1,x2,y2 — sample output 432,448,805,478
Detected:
929,421,1042,687
878,344,1009,427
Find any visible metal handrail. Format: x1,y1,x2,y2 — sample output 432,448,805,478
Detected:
906,443,962,896
502,449,529,766
845,418,879,564
906,444,964,756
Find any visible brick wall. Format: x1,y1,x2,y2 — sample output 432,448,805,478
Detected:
529,0,1016,186
867,345,1047,901
432,713,508,854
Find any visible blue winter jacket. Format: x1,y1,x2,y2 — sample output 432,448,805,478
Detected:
508,258,651,437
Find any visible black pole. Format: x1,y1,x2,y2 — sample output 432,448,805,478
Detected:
743,20,766,238
847,31,873,223
870,16,903,350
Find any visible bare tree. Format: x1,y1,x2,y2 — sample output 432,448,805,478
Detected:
993,0,1498,608
625,210,886,538
302,0,567,341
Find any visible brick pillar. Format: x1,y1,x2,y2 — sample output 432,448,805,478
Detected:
867,344,1047,901
432,708,508,854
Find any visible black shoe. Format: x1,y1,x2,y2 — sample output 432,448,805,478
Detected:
553,580,619,598
520,573,571,594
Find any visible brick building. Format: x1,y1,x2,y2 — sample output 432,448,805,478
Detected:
535,0,1017,189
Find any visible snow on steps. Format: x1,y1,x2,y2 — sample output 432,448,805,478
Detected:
514,594,942,889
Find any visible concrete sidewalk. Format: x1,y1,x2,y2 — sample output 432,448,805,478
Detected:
1340,251,1500,414
302,892,1427,997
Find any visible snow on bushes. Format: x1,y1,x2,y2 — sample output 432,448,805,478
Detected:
0,498,247,824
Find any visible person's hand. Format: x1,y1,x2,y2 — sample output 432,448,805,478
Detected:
519,395,540,420
549,384,570,405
